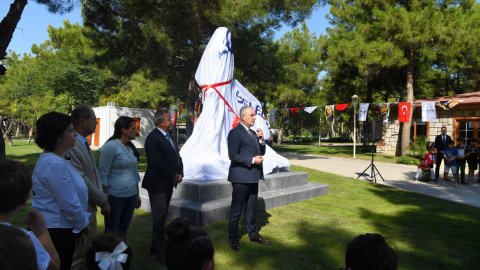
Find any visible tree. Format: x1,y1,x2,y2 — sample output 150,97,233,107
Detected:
322,0,474,155
82,0,319,135
0,0,77,160
272,23,323,142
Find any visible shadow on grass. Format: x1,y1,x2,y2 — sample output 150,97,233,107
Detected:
220,221,352,270
362,186,480,270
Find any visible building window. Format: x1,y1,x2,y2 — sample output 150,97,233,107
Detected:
411,119,427,142
133,118,140,137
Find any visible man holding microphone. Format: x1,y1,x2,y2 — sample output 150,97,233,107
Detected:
227,106,271,251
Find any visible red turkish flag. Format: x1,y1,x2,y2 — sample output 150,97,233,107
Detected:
398,102,411,123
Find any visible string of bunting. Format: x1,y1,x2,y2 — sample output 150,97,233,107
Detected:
270,98,463,124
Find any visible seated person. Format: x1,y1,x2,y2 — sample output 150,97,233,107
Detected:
424,146,436,170
0,224,37,270
415,158,432,181
443,141,459,184
86,233,132,270
166,217,214,270
345,233,397,270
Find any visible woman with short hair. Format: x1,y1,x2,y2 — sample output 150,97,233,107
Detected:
32,112,90,270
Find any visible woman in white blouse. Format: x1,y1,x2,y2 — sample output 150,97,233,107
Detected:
99,116,141,239
32,112,90,270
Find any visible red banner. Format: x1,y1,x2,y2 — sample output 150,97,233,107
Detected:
289,107,300,115
335,103,349,111
398,102,411,123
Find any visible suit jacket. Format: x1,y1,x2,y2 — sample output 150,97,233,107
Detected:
142,128,183,193
66,138,107,213
227,125,266,184
434,134,452,152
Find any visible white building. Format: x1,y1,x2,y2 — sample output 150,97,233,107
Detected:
90,103,155,149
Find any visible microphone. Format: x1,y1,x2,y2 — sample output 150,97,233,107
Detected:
257,128,264,144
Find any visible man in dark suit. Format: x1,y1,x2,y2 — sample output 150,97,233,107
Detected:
142,109,183,262
434,126,452,182
228,106,271,252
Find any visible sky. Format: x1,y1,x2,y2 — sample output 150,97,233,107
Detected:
1,2,331,55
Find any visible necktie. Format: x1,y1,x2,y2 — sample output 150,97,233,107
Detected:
443,136,445,143
166,133,176,150
249,130,255,137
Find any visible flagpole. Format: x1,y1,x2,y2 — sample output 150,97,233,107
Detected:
352,95,359,158
318,108,322,146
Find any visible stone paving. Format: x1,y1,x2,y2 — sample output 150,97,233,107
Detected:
283,152,480,208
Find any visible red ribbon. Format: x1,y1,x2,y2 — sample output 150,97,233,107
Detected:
200,79,239,128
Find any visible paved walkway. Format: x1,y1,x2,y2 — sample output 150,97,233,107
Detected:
283,152,480,208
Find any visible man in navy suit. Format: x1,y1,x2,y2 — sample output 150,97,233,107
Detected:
434,126,452,182
228,106,271,251
142,108,183,262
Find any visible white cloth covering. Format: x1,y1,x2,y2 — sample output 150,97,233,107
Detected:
179,27,289,180
421,101,437,122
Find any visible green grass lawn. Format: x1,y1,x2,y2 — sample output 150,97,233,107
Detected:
5,140,148,171
272,143,416,164
7,140,411,172
7,140,480,269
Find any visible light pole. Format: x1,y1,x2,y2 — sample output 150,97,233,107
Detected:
351,95,359,158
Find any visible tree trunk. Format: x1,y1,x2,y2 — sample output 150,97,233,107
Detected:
400,47,415,156
0,0,28,75
0,126,5,161
28,125,34,144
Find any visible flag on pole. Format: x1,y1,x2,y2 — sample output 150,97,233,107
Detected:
358,103,369,121
304,106,317,114
398,102,411,123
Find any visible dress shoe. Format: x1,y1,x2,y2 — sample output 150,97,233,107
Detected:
229,238,240,251
249,234,271,245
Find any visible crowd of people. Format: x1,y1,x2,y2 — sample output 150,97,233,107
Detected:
1,105,399,270
416,126,480,185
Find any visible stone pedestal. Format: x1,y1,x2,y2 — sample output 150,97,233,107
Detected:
139,171,328,226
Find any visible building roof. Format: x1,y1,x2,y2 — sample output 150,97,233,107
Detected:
414,91,480,105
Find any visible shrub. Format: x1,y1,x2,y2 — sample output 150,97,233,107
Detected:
408,136,427,157
396,155,418,165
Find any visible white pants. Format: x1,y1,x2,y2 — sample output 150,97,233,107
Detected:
416,169,434,180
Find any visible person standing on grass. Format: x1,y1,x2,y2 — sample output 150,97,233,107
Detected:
67,106,110,270
434,126,452,182
32,112,90,270
99,116,141,240
227,106,271,252
142,109,183,263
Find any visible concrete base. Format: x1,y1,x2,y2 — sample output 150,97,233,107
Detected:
139,171,328,226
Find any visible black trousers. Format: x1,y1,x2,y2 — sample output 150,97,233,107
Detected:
229,182,259,240
48,228,80,270
148,190,172,261
435,152,445,179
